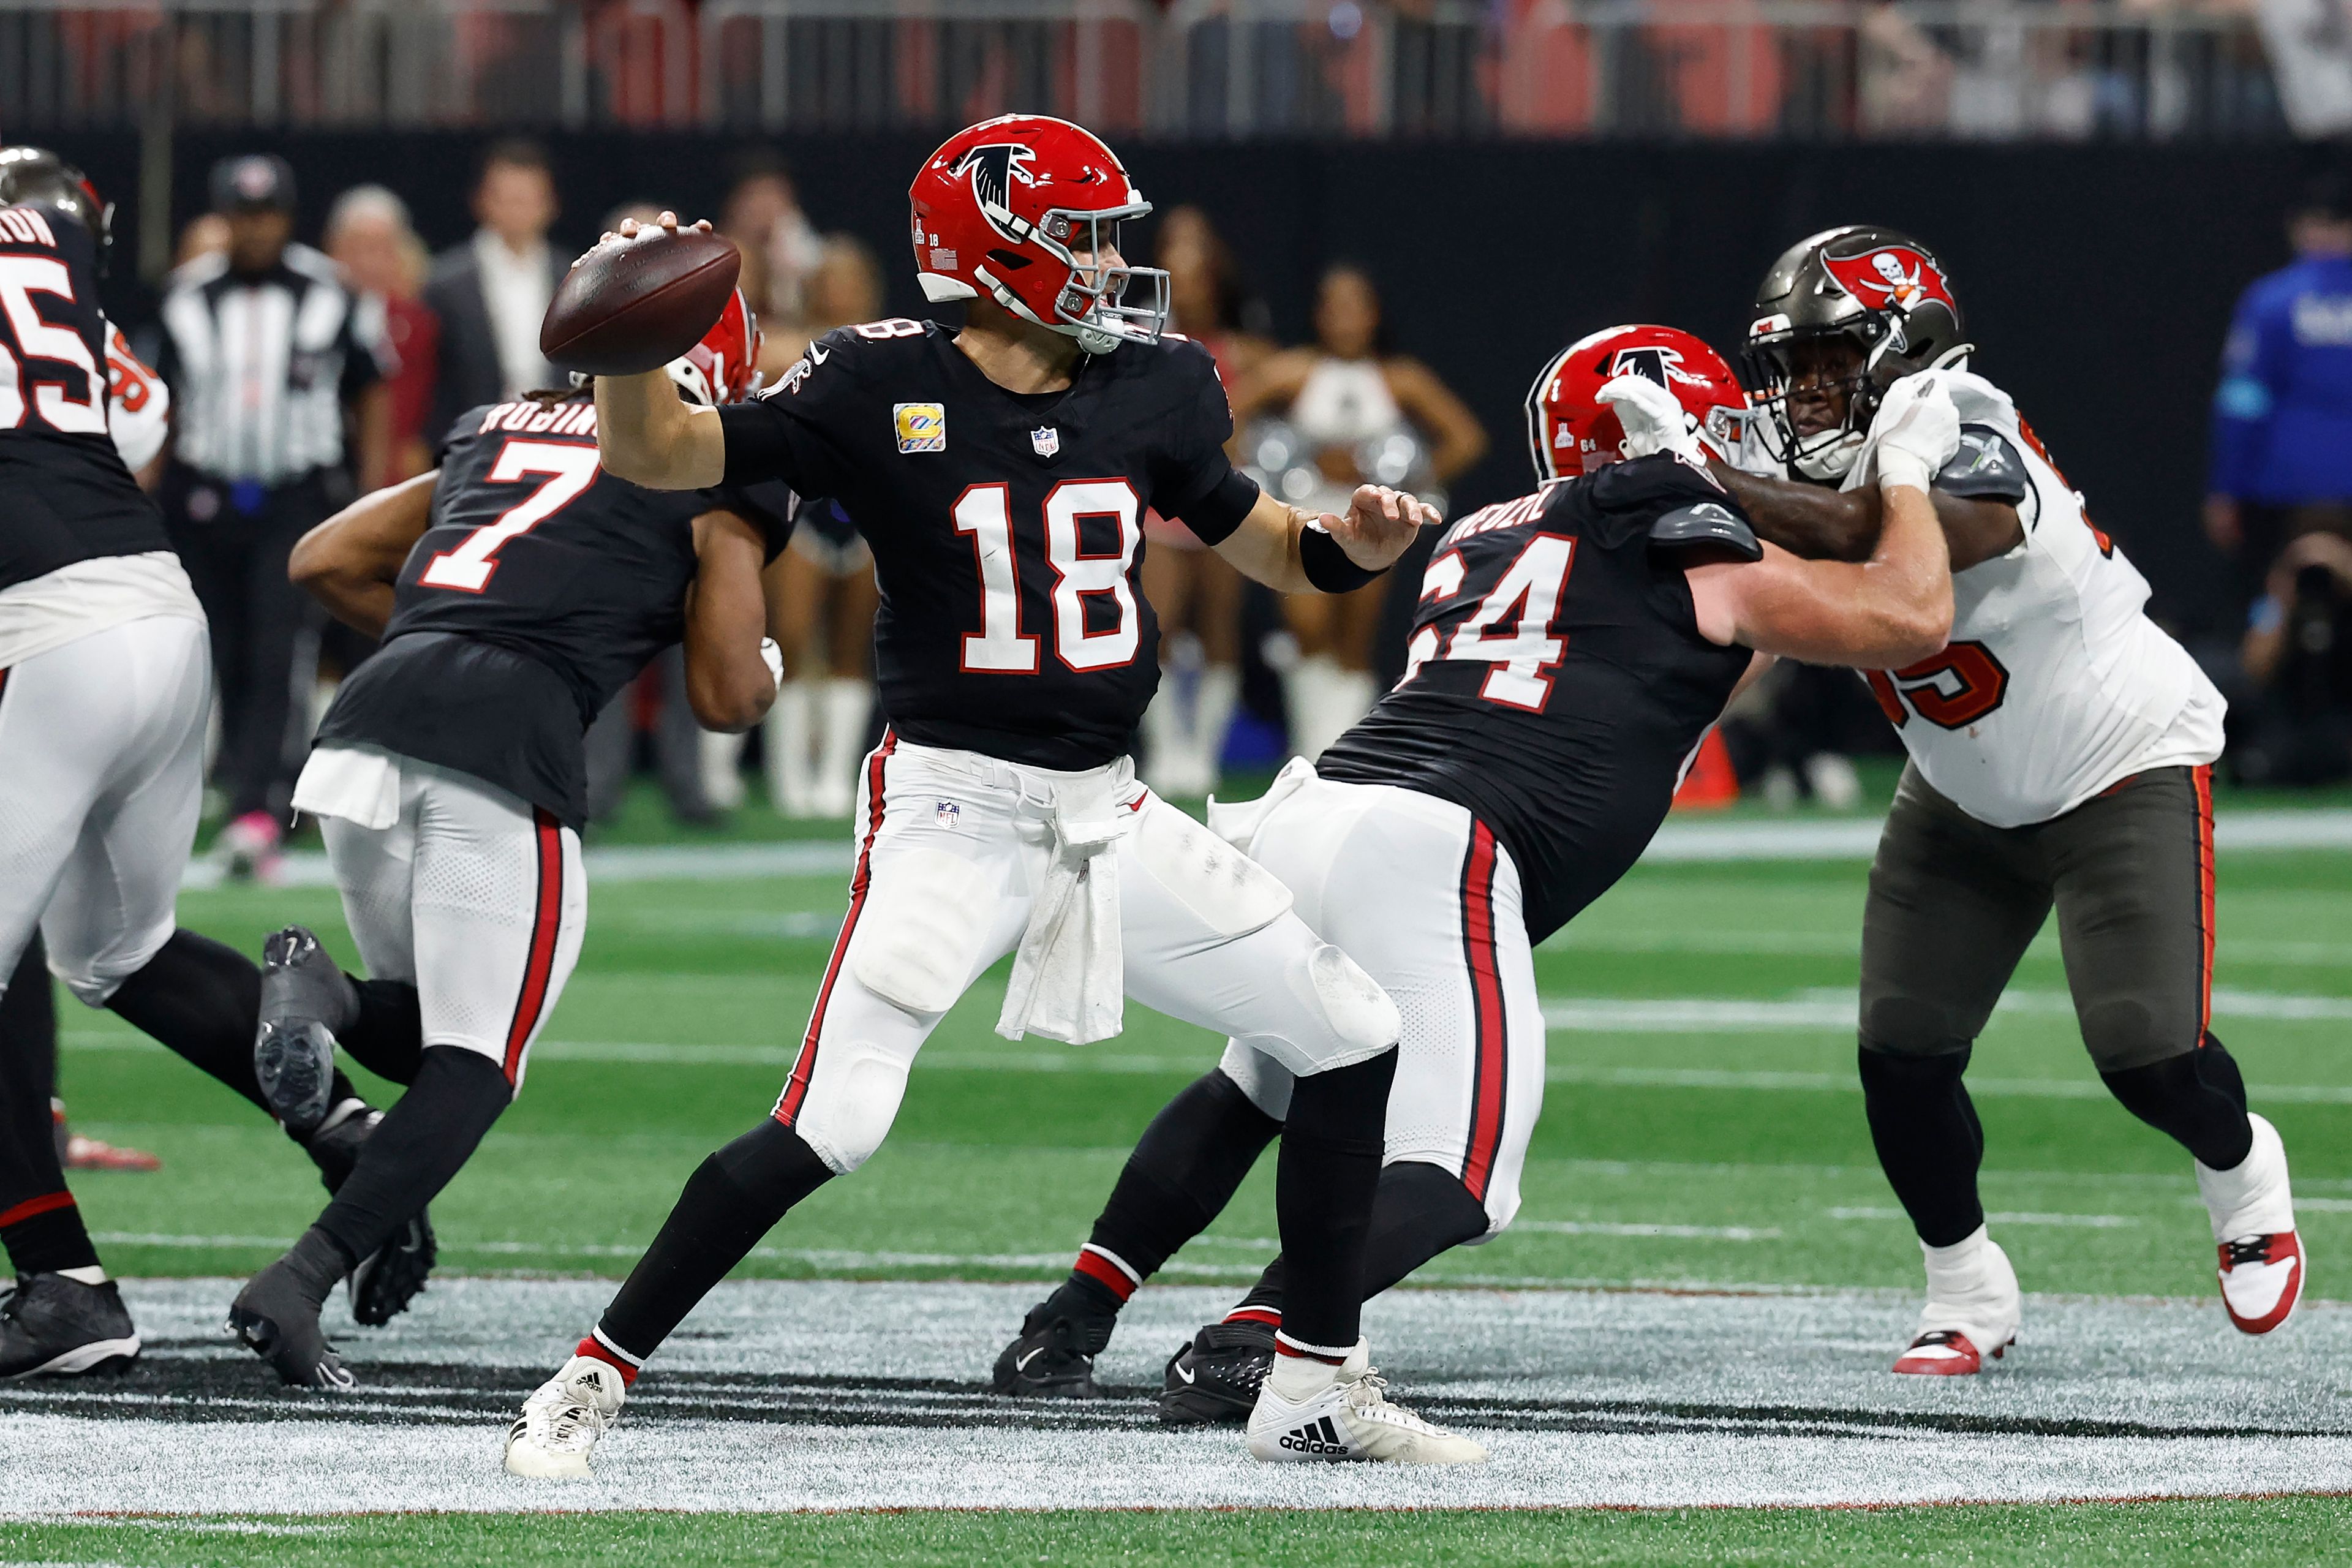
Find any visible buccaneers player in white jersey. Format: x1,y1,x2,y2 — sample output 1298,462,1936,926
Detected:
1670,225,2302,1374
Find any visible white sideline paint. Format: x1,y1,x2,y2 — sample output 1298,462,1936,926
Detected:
183,807,2352,890
2,1278,2347,1513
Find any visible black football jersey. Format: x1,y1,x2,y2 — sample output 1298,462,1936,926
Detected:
1318,457,1758,942
315,397,792,827
717,320,1259,769
0,202,169,592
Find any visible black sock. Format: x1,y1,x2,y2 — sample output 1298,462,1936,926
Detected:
1859,1042,1986,1248
274,1226,357,1310
598,1118,834,1363
2103,1036,2253,1170
1231,1161,1490,1324
312,1047,509,1265
106,929,270,1112
1271,1048,1396,1353
1053,1068,1280,1332
0,934,97,1277
342,978,424,1087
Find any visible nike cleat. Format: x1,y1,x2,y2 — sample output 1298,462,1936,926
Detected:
505,1355,628,1479
1161,1319,1275,1426
1892,1328,2008,1376
350,1213,437,1328
227,1262,352,1390
2200,1114,2302,1336
255,926,358,1136
1246,1340,1487,1465
303,1104,437,1327
0,1273,140,1378
2218,1233,2304,1335
991,1299,1102,1399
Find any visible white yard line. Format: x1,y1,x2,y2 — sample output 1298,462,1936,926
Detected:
2,1278,2345,1514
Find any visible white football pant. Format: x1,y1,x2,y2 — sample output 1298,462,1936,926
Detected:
317,756,586,1093
1213,769,1545,1236
775,733,1398,1175
0,614,208,1005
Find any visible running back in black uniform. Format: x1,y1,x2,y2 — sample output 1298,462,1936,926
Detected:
0,202,168,590
1319,454,1758,940
716,320,1259,768
316,395,791,828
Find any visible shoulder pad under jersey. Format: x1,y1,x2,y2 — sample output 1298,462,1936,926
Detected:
1650,499,1762,560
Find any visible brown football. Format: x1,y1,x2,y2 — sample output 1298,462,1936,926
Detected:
540,228,741,377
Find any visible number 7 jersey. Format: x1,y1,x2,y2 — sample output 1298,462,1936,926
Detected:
715,319,1259,770
1317,455,1757,941
1847,371,2225,829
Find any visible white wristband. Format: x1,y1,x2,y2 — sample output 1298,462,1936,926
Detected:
1877,450,1936,496
759,637,785,692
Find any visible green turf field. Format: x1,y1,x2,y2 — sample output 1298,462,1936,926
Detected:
26,783,2352,1564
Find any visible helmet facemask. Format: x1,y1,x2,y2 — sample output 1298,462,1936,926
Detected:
1035,206,1168,355
1743,324,1894,483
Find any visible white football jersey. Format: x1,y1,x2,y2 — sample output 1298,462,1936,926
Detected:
1844,371,2223,828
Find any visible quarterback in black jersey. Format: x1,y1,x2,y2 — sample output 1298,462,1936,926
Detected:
998,325,1963,1424
222,296,786,1390
508,117,1479,1475
0,149,424,1384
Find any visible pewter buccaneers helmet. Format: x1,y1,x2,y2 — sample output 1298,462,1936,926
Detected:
1743,225,1972,481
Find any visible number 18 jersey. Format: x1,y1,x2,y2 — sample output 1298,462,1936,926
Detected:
1318,456,1757,941
717,320,1260,770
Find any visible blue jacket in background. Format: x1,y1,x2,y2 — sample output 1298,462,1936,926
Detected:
2209,253,2352,503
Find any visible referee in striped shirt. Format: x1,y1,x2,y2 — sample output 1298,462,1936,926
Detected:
153,156,388,875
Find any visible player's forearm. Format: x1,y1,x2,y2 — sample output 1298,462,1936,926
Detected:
290,471,437,639
684,515,781,731
1213,492,1314,594
595,371,723,490
1845,482,1953,665
1713,463,1878,562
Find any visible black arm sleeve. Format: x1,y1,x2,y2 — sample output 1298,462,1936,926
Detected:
1933,425,2032,505
715,333,861,496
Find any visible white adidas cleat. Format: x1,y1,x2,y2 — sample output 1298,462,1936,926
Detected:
1246,1339,1487,1465
504,1355,627,1479
2199,1112,2304,1335
1893,1227,2021,1377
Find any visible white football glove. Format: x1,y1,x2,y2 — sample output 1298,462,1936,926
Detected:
1597,374,1703,466
759,636,785,692
1871,371,1962,496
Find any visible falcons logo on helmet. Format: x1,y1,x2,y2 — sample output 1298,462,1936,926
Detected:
953,143,1037,239
1607,345,1712,391
1822,246,1956,315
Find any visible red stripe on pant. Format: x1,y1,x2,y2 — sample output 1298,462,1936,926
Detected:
2193,762,2216,1039
0,1189,74,1229
1458,820,1507,1204
775,730,899,1126
501,809,565,1086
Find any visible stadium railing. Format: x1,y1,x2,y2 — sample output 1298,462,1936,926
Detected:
0,0,2290,140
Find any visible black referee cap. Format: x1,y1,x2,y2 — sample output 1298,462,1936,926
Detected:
210,154,296,215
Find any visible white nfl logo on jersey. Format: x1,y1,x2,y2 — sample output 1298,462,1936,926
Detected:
1031,426,1060,457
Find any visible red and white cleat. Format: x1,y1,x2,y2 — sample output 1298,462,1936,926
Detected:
2217,1231,2303,1336
1893,1327,2011,1376
2198,1114,2301,1336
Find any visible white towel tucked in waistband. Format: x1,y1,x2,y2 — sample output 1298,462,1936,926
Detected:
996,769,1133,1045
291,745,402,831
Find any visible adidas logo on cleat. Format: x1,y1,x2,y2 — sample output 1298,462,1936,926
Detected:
1278,1416,1352,1456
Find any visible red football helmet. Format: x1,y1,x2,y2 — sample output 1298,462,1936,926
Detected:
1525,324,1751,481
908,115,1167,355
666,287,761,407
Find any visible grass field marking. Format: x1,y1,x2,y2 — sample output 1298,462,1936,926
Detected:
1826,1208,2140,1229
